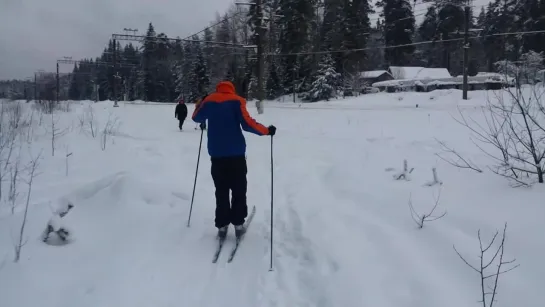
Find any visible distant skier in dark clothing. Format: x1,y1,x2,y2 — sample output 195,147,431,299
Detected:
192,81,276,239
175,98,188,130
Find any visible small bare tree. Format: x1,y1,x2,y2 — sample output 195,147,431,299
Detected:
453,223,519,307
435,139,483,173
8,140,23,214
78,104,97,138
2,103,22,171
65,145,72,176
14,150,42,262
0,100,7,201
0,100,24,202
46,111,68,156
408,188,447,228
101,113,120,151
25,107,35,144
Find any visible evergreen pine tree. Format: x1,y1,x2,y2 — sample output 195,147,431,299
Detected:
418,7,441,67
308,54,341,102
140,23,157,101
266,59,282,99
68,63,80,100
188,37,210,102
277,0,317,92
203,28,215,81
377,0,415,66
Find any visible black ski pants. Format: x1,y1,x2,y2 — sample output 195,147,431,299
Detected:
211,156,248,228
178,118,185,130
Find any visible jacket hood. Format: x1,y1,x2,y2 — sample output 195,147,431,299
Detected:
216,81,236,94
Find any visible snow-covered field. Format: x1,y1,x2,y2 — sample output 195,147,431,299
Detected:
0,89,543,307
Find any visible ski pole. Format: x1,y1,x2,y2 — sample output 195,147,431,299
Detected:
187,126,204,227
269,135,274,271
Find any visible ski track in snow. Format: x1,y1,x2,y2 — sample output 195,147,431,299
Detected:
1,91,545,307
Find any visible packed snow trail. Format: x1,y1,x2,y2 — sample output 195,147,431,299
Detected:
1,91,544,307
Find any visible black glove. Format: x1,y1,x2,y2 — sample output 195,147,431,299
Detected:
268,125,276,136
200,122,206,130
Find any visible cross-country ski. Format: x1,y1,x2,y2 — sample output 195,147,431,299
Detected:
211,205,255,263
227,205,256,263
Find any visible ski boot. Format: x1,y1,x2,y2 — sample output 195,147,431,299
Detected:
217,226,228,239
234,224,246,239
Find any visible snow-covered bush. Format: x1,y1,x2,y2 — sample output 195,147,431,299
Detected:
495,50,544,86
41,201,75,245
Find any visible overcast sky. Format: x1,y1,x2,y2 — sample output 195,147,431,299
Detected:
0,0,233,80
1,0,490,81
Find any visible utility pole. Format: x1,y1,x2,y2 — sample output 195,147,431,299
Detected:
236,0,265,114
56,62,60,104
34,73,37,102
462,4,470,100
113,39,119,107
255,0,265,114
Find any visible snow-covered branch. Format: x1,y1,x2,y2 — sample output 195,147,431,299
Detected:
435,139,483,173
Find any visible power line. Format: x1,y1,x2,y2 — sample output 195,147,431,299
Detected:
264,29,545,57
320,3,486,39
181,10,247,41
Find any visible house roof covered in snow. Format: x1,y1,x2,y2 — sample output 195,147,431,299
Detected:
388,66,451,80
359,70,392,79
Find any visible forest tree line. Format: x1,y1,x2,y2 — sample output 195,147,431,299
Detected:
3,0,545,102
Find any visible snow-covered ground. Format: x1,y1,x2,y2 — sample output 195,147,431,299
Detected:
0,89,543,307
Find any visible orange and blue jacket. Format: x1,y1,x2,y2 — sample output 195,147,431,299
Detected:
192,81,269,157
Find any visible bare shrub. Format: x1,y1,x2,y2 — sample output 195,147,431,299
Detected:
408,188,447,228
58,101,72,112
454,223,519,307
457,52,545,186
455,84,545,187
